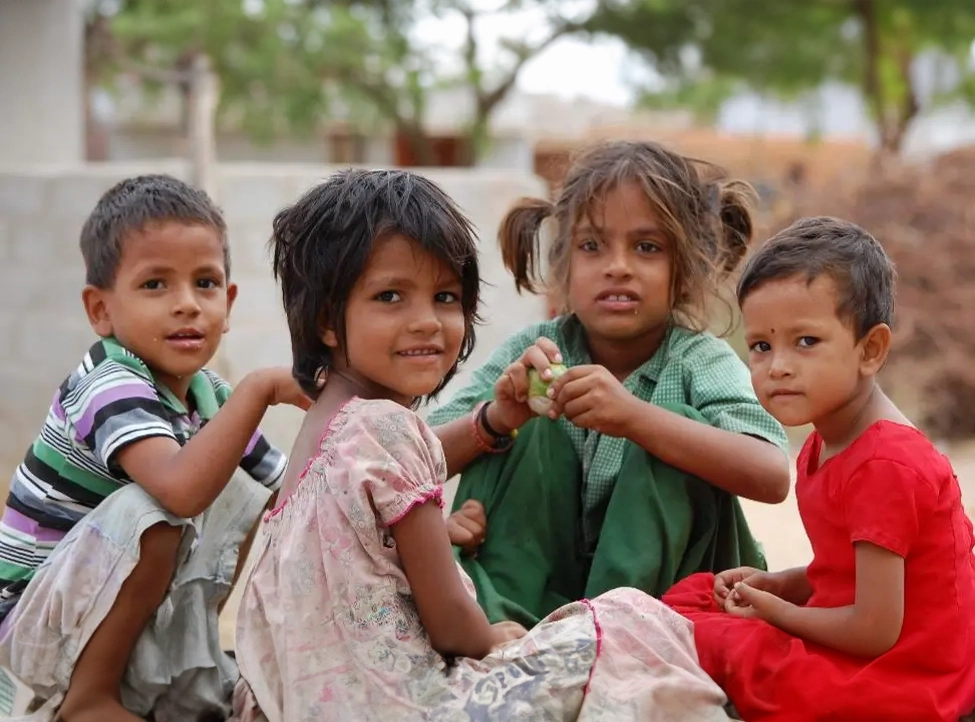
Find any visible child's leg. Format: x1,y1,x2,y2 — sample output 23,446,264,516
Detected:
0,475,268,721
219,489,275,617
585,403,766,599
450,418,586,627
56,522,182,722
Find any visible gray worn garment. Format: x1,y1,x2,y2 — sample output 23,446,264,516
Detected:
0,473,270,721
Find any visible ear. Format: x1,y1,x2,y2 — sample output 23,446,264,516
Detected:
223,282,239,334
858,323,891,376
322,328,339,348
81,285,114,338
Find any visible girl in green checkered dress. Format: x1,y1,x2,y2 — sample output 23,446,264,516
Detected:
427,140,792,627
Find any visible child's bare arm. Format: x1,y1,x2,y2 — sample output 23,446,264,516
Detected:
625,402,790,503
548,365,791,503
391,500,499,659
116,368,309,518
729,542,904,658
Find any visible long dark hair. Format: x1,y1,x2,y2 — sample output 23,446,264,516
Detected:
271,168,481,400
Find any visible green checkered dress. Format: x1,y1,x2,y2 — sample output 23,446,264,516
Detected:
428,315,788,545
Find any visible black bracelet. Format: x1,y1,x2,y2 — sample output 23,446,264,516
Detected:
478,401,507,440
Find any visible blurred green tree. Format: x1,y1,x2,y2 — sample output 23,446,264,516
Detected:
84,0,589,164
592,0,975,152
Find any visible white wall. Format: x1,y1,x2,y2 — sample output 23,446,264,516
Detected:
0,162,548,474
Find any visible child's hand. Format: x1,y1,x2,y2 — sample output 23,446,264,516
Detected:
446,500,487,556
547,365,640,437
489,620,529,651
714,566,781,607
492,337,564,431
252,367,313,410
725,581,790,623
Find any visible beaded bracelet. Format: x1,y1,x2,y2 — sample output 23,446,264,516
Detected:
471,401,514,454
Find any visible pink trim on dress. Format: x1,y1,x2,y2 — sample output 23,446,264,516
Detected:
387,487,444,526
265,396,359,520
579,598,603,695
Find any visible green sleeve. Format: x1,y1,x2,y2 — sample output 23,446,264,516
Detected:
684,335,790,453
427,321,559,426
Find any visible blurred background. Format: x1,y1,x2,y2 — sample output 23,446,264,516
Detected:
1,1,974,647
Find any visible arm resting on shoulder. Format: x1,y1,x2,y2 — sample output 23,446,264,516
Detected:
115,372,277,518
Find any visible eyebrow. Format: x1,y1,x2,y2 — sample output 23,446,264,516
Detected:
367,275,418,288
135,263,225,277
574,224,666,239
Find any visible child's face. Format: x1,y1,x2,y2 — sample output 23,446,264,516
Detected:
566,180,672,345
742,274,863,428
326,234,466,405
82,221,236,402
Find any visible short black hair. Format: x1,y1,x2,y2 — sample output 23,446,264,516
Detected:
737,216,895,338
271,168,481,402
80,174,228,288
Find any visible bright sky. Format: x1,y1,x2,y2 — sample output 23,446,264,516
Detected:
415,1,643,107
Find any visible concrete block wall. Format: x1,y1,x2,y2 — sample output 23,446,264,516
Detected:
0,162,548,475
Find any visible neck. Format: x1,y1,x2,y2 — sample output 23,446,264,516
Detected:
321,368,413,408
156,373,193,409
584,322,668,381
815,381,886,459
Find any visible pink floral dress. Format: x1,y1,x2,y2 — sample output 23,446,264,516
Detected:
233,397,732,722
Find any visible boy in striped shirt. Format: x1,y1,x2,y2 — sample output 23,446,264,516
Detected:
0,175,308,721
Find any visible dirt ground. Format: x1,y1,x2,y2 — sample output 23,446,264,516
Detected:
216,442,975,650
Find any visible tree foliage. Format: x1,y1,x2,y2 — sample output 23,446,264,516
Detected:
591,0,975,151
85,0,592,164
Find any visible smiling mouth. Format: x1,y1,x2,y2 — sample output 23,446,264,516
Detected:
397,348,442,357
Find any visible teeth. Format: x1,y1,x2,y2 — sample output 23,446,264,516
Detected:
605,295,633,301
402,349,437,356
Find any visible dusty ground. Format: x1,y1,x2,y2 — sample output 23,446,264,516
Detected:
216,442,975,649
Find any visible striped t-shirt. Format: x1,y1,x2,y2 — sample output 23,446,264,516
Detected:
0,338,287,621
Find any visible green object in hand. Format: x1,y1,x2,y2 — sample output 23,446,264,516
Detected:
527,364,568,415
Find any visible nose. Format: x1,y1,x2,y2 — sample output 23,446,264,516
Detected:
172,284,201,316
604,244,632,278
768,351,793,379
407,300,442,335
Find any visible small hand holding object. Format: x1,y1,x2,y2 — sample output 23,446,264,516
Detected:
546,365,640,437
493,337,564,431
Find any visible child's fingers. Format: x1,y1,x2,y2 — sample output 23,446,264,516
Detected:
547,365,597,401
521,345,554,379
458,499,487,525
453,513,486,540
498,364,528,403
533,336,563,365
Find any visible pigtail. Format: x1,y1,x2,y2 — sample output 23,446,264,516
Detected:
714,179,757,275
498,197,555,294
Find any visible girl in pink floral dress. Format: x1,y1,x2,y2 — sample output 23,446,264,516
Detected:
231,169,735,722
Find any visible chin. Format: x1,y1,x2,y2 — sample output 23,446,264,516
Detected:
763,405,813,429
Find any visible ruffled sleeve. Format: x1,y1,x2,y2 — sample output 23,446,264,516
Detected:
351,400,448,526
